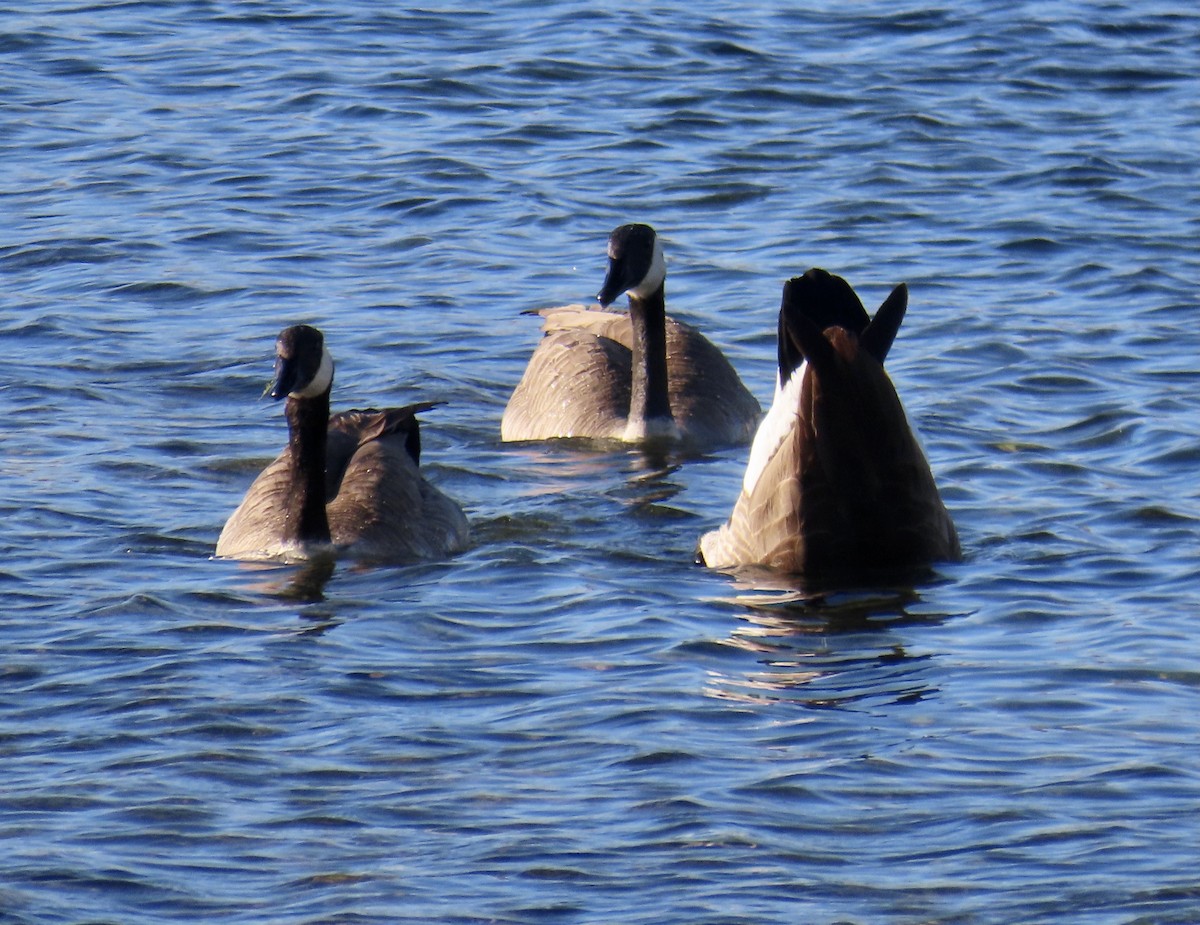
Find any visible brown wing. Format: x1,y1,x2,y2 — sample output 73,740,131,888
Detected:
326,404,468,561
537,304,633,346
215,447,301,560
664,318,761,448
501,308,632,441
327,401,439,493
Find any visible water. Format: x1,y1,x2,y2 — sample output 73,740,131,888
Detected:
2,2,1199,922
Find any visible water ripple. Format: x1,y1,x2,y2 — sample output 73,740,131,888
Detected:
3,0,1199,922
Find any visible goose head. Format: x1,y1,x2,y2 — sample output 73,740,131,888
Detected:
596,223,666,307
269,324,334,401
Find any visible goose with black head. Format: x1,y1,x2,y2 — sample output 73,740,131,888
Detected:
501,223,761,449
216,325,469,563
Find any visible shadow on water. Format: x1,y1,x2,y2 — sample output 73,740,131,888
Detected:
701,568,958,709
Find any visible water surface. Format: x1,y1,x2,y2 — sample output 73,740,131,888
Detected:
2,2,1199,922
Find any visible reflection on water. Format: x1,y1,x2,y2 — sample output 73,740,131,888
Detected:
502,440,690,518
610,450,686,514
219,554,336,605
5,0,1199,920
705,580,947,708
500,442,636,497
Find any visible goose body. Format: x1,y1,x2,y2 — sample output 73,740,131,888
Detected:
216,325,469,563
699,270,959,577
500,224,760,448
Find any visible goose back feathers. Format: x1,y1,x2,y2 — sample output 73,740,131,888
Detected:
500,223,760,448
699,270,959,577
216,325,469,563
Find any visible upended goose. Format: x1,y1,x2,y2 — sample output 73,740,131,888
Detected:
698,269,960,576
215,324,469,563
500,223,761,448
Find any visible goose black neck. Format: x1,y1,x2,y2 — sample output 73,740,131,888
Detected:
627,284,673,427
284,390,332,547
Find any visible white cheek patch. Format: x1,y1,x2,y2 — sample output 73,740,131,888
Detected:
627,238,666,299
291,347,334,399
741,361,805,496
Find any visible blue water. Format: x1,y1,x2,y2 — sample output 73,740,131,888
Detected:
3,2,1199,922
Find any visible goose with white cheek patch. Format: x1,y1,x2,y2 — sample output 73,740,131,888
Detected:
698,269,960,577
215,325,469,563
500,223,761,449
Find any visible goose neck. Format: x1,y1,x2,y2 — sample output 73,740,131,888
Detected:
284,390,333,547
627,285,674,432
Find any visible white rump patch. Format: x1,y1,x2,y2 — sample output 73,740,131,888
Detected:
741,361,805,496
291,347,334,399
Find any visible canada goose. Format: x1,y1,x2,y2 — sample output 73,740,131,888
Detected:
500,223,761,448
698,269,960,576
216,324,469,563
